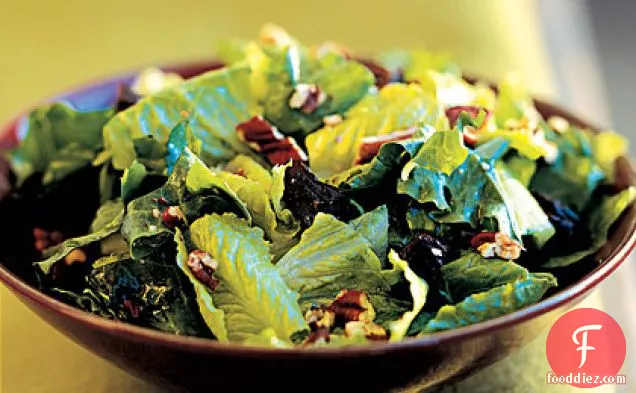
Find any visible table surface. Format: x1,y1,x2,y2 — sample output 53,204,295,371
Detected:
0,1,632,392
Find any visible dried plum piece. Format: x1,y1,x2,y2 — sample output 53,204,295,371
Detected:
282,161,361,229
399,232,455,310
354,58,391,88
532,192,591,253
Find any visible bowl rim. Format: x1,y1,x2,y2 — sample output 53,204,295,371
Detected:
0,60,634,357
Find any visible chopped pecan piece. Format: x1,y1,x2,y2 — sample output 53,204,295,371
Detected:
236,116,308,165
354,128,418,165
323,114,344,127
344,321,389,341
328,289,376,324
33,227,65,252
471,231,524,260
304,304,336,330
187,250,220,291
260,137,308,165
288,83,327,114
161,206,187,229
64,249,87,266
304,327,330,345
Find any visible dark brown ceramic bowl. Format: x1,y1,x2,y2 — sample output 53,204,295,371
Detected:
0,61,634,393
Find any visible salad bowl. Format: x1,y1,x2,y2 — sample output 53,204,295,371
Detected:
0,60,634,393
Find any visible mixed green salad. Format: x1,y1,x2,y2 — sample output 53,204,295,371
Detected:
5,25,634,347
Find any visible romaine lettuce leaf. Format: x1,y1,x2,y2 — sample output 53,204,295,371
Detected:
36,203,125,274
543,186,636,268
120,161,148,206
102,65,258,170
328,129,434,190
442,252,534,301
263,46,374,134
423,272,557,333
41,143,96,185
426,144,519,240
349,205,389,262
78,254,211,337
531,126,605,210
165,119,202,175
276,212,391,308
501,154,537,187
496,163,555,248
591,131,628,182
242,328,294,348
495,75,541,127
387,250,428,341
397,129,468,208
306,84,445,176
189,213,307,342
7,102,114,186
217,170,300,259
174,228,228,341
132,135,168,174
121,150,248,259
224,154,273,193
90,199,125,233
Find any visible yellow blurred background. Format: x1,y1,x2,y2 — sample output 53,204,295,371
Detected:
0,0,558,126
0,1,629,392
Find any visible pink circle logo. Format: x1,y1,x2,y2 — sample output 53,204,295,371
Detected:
546,308,626,388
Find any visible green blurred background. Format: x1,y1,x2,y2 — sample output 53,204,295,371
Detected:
1,1,633,392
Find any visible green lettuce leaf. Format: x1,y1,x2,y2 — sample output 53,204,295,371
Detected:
425,141,519,240
496,162,555,247
263,47,374,134
165,119,202,174
102,65,258,170
442,252,534,301
277,212,392,308
184,159,251,221
36,203,125,274
591,131,628,181
423,272,557,333
543,187,636,268
495,75,541,127
217,170,300,259
328,129,434,190
78,254,211,337
90,199,125,233
121,151,249,260
242,328,294,348
41,143,96,185
7,102,114,186
349,205,389,261
397,129,468,208
270,162,297,225
174,228,228,341
132,135,168,174
190,213,307,342
531,125,605,210
224,154,273,193
306,83,445,176
501,154,537,187
387,250,428,341
120,161,148,206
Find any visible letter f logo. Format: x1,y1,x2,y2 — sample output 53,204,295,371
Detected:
572,324,603,368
